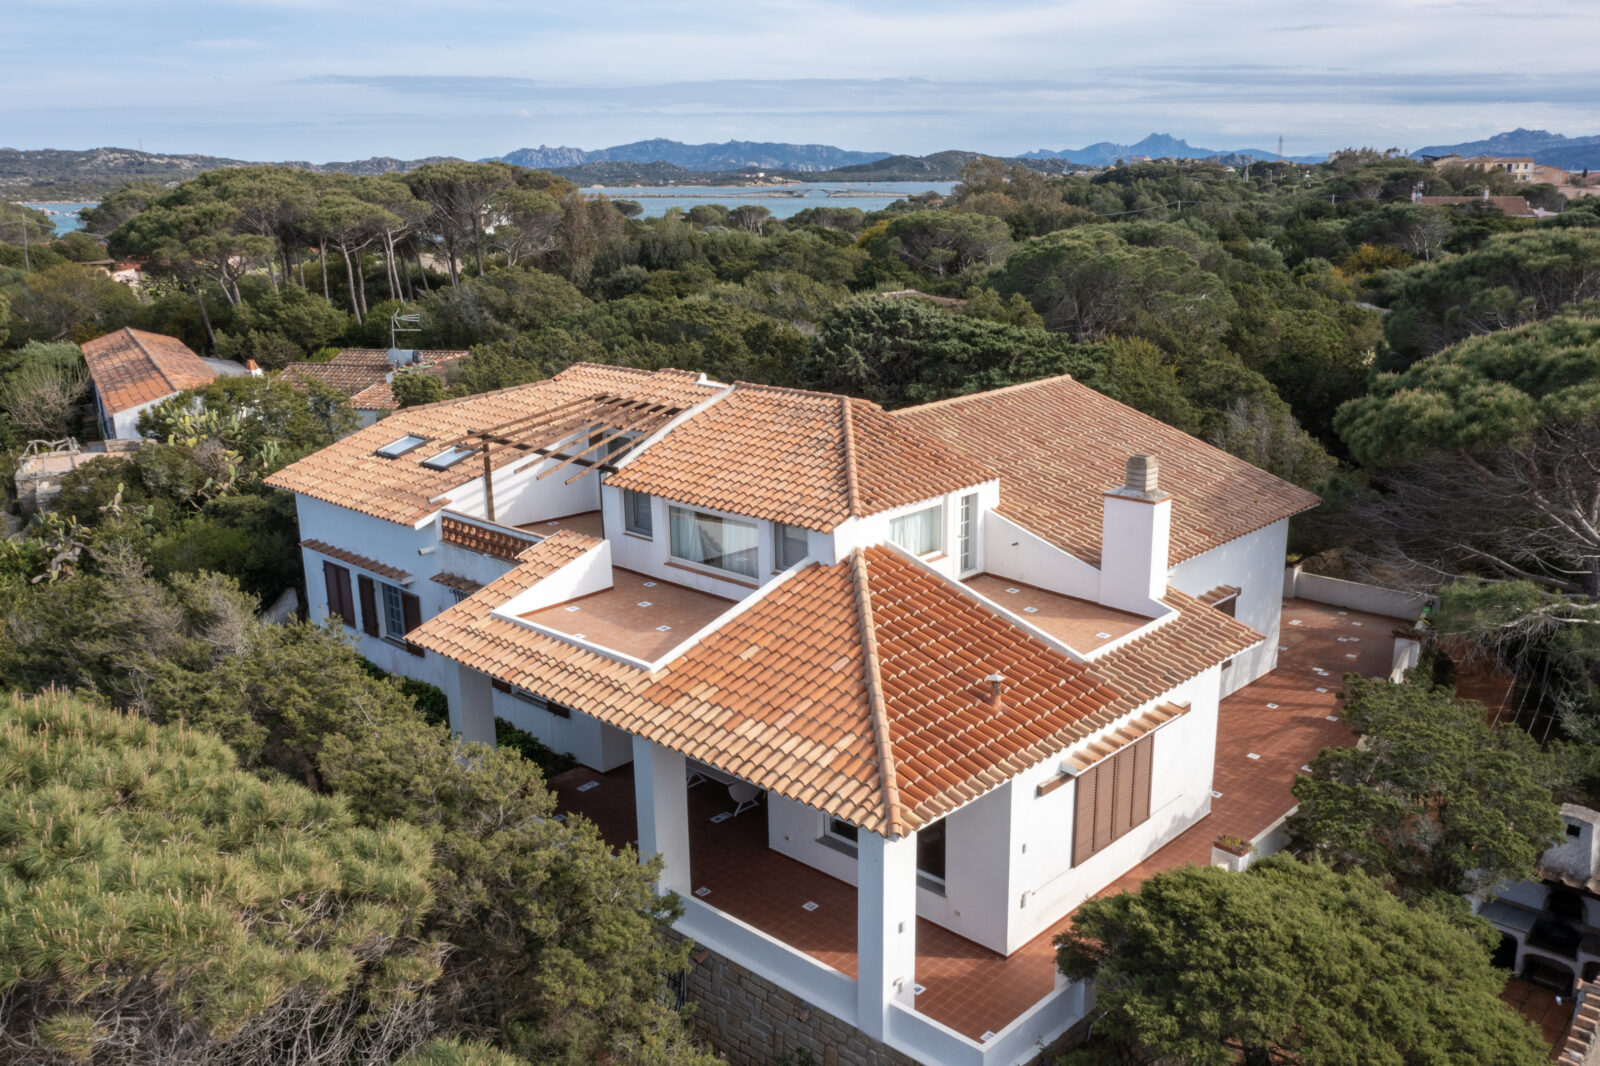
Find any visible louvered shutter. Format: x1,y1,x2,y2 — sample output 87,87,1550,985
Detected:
1093,758,1117,856
324,562,355,627
1073,765,1098,866
358,575,379,637
401,591,424,656
1130,736,1153,827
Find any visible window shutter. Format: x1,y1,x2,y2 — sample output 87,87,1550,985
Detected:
401,591,424,656
1130,736,1153,826
1093,756,1117,855
1073,765,1098,867
324,562,355,628
358,575,379,638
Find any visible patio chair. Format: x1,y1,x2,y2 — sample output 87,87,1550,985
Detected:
728,781,762,818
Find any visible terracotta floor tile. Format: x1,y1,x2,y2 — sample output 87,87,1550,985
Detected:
551,598,1408,1040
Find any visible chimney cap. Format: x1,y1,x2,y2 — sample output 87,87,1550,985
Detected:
1108,453,1171,502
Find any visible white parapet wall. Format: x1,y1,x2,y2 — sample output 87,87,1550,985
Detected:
1283,565,1428,620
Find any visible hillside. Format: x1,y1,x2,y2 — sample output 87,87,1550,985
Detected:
550,160,800,186
499,139,889,172
1412,128,1600,170
816,151,1078,181
0,146,460,200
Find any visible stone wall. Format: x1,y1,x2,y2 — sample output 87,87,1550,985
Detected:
680,941,921,1066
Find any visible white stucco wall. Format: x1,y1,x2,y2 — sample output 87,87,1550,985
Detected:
1168,519,1289,695
830,481,1000,580
982,511,1101,600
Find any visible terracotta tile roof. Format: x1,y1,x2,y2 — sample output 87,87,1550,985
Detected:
608,385,996,532
1091,588,1263,716
895,375,1319,566
351,381,395,410
80,328,218,414
1417,195,1537,217
1061,701,1190,775
264,364,719,525
430,571,483,594
301,539,412,583
278,349,392,396
439,516,540,560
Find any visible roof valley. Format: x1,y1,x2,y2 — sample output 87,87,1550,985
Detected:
851,547,904,837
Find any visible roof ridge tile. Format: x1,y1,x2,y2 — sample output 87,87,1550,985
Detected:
852,547,904,837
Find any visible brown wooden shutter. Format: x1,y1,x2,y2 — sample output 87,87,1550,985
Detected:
1093,759,1117,856
358,575,379,637
1130,736,1153,827
1072,765,1097,866
401,591,424,656
324,562,355,627
1114,744,1136,838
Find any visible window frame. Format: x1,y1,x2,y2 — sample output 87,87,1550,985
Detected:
889,502,945,557
421,445,475,471
667,504,760,580
622,489,653,538
957,493,979,574
376,434,428,459
773,522,809,570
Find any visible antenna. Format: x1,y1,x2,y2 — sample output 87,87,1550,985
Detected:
1277,135,1284,160
389,308,422,351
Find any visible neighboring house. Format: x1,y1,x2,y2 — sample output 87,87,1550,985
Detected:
1429,154,1563,185
1416,191,1540,218
278,347,468,427
80,328,251,439
264,364,1319,1065
1482,806,1600,998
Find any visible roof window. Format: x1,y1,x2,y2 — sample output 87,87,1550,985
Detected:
376,434,428,458
421,445,477,470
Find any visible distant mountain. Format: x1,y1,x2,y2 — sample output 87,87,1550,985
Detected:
497,139,889,173
1411,128,1600,171
817,150,1076,181
549,160,783,186
1021,133,1323,166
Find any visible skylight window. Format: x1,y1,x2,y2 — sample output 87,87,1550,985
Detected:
421,445,476,470
376,434,427,459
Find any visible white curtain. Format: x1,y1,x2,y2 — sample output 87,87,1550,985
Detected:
890,505,942,555
670,506,758,577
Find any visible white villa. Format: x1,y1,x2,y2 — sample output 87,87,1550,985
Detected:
265,363,1322,1066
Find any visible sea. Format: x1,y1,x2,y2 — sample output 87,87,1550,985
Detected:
579,181,959,219
19,202,93,234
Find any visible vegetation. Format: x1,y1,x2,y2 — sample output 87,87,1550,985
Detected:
1055,856,1549,1066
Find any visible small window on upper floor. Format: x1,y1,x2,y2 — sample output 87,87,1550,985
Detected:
376,434,427,459
889,504,943,556
421,445,475,470
623,489,653,537
774,522,808,569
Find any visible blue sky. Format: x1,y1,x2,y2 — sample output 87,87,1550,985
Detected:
5,0,1598,161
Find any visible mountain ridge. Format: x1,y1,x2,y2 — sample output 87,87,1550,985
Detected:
497,139,889,172
1410,128,1600,170
1020,132,1324,166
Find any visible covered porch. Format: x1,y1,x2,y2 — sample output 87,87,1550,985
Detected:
550,596,1415,1046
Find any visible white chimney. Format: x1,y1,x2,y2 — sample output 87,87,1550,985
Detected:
1098,454,1171,616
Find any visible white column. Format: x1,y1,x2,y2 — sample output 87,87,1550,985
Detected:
632,735,692,896
856,828,918,1039
446,662,496,747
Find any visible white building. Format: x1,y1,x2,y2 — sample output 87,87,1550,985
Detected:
265,363,1319,1065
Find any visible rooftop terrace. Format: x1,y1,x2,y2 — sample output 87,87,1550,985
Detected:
520,568,736,662
962,574,1149,654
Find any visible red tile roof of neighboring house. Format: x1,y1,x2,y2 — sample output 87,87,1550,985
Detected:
894,375,1320,566
278,350,392,396
80,328,218,414
1417,195,1537,217
410,541,1260,836
608,385,997,532
264,364,720,525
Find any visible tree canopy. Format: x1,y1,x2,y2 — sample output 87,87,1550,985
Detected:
1056,855,1549,1066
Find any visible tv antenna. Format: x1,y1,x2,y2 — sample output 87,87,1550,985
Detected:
390,308,422,351
1277,135,1284,160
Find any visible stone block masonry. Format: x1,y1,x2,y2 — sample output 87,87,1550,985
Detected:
678,940,921,1066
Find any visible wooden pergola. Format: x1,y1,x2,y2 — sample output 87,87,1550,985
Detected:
433,393,684,522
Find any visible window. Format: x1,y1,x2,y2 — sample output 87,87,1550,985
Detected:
668,505,759,579
889,504,943,556
323,562,356,628
376,434,427,458
371,580,424,656
774,523,808,569
1071,736,1154,866
827,817,858,845
421,445,475,470
958,493,979,573
917,818,947,883
623,489,653,537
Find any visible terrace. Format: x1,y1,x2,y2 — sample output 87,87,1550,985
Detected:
519,568,736,662
962,574,1151,654
551,597,1412,1042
